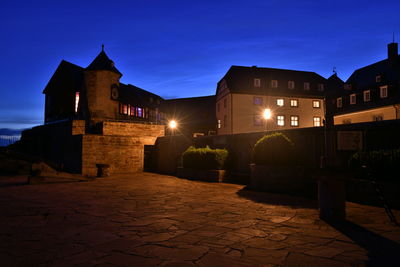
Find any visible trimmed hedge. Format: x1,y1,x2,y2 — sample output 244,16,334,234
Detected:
252,133,295,166
182,146,228,170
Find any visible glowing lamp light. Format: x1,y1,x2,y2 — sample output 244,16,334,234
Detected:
169,120,177,129
263,108,272,120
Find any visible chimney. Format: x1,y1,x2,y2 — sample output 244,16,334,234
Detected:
388,42,398,62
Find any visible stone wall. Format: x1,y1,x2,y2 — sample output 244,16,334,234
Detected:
82,135,143,176
19,119,165,176
101,121,164,145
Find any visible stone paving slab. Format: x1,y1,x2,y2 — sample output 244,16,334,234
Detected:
0,173,400,266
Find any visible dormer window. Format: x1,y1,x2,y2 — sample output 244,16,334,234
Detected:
271,80,278,88
380,86,388,98
317,84,324,91
350,94,356,105
254,78,261,87
288,81,295,89
376,75,382,83
344,84,352,90
337,97,342,108
304,82,310,90
363,90,370,102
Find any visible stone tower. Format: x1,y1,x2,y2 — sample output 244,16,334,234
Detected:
84,46,122,122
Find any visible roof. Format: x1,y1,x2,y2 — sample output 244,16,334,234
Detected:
346,55,400,91
43,60,84,94
118,83,163,108
43,58,162,108
218,65,327,98
86,50,122,76
160,95,216,125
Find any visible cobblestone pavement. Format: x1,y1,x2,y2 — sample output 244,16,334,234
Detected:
1,173,399,266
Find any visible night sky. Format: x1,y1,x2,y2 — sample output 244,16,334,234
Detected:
0,0,399,130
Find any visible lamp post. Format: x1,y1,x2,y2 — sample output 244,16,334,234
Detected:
263,108,272,132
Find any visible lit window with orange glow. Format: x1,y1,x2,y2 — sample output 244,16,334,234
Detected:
277,115,285,126
75,92,80,113
313,117,321,127
276,98,284,106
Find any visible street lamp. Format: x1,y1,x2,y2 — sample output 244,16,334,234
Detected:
169,120,177,129
263,108,272,131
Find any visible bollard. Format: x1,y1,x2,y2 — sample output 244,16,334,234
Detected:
318,174,346,222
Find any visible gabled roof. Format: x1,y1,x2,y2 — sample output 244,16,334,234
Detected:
86,50,122,76
43,60,84,94
346,55,400,91
218,65,326,98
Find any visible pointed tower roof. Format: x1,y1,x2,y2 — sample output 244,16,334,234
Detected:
86,45,122,76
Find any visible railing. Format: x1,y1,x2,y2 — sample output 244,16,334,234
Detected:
0,135,21,147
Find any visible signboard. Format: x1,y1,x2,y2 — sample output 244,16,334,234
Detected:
337,131,363,151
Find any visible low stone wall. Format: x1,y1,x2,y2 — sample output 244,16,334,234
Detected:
19,120,165,176
82,135,143,176
102,121,164,144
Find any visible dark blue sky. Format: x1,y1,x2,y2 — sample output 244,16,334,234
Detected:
0,0,399,129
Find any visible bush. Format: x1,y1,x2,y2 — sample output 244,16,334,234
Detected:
349,148,400,181
252,133,295,166
182,146,228,170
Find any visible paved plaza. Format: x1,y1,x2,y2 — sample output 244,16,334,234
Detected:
0,173,399,266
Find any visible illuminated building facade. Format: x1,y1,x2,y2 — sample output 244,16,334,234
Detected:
333,42,400,124
216,66,326,135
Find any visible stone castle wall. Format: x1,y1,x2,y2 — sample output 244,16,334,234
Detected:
82,135,143,176
20,120,165,176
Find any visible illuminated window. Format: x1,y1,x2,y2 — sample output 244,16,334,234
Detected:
254,78,261,87
253,97,263,105
271,80,278,88
75,92,80,113
288,81,295,89
254,115,263,126
350,94,356,104
318,84,324,91
363,90,370,102
290,116,299,127
376,75,382,83
119,103,128,115
304,82,310,90
313,100,320,108
290,99,298,107
137,107,143,117
380,86,388,98
313,117,321,127
337,97,342,108
217,119,221,129
277,115,285,126
277,98,284,106
130,106,136,116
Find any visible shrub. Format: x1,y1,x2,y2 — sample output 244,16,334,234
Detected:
182,146,228,170
252,133,295,166
349,148,400,181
